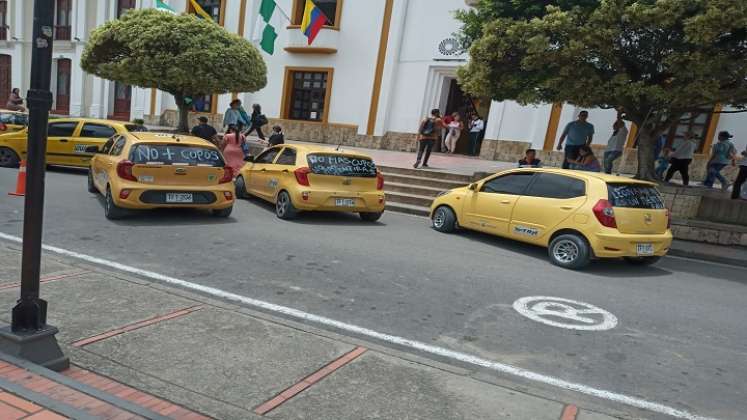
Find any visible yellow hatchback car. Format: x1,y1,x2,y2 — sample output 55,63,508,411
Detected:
87,132,235,220
235,144,385,221
0,117,145,168
430,168,672,269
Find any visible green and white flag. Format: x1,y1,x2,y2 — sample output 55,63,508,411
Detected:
253,0,289,55
155,0,176,14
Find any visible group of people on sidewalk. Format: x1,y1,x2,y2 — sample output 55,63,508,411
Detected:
413,109,485,168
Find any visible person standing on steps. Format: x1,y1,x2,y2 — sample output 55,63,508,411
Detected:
732,144,747,199
414,109,443,169
469,114,485,156
223,99,247,132
603,118,628,174
557,111,595,169
665,133,698,186
444,113,463,154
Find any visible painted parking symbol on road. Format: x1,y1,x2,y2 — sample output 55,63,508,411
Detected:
513,296,618,331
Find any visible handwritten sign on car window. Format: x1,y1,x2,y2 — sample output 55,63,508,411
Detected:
131,145,223,167
608,184,664,209
307,154,377,177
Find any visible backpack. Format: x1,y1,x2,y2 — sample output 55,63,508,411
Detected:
420,118,435,136
255,114,269,127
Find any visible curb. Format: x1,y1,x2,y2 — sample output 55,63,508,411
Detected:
668,247,747,267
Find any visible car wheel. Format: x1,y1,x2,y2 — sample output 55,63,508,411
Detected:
432,206,457,233
0,147,20,168
104,186,126,220
623,256,661,266
548,234,591,269
359,211,383,222
235,176,249,199
212,206,233,218
87,170,98,193
275,191,298,220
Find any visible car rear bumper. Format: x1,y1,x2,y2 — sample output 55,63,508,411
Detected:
591,231,673,258
291,190,385,213
112,184,235,210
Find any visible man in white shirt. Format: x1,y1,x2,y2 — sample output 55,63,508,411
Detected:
732,143,747,199
603,118,628,174
665,134,698,186
468,114,485,156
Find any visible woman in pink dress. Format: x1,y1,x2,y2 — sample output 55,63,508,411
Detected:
221,125,246,176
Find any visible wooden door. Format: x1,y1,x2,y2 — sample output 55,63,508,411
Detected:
55,59,71,115
0,55,10,107
111,82,131,120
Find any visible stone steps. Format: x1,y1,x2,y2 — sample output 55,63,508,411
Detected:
385,182,444,198
378,165,474,183
385,201,430,217
385,191,435,208
381,172,468,190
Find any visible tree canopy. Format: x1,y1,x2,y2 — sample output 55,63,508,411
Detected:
457,0,747,179
81,9,267,132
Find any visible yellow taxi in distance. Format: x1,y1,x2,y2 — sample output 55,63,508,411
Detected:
87,132,235,220
0,110,28,134
235,144,386,221
0,117,145,168
430,168,672,269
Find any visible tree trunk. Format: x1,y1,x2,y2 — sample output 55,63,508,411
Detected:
635,128,658,181
173,93,190,133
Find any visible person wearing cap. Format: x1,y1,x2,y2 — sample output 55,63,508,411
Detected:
703,131,737,191
190,116,218,145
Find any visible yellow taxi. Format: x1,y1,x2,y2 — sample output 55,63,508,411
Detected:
235,144,385,221
430,168,672,269
87,132,235,220
0,117,145,168
0,110,28,134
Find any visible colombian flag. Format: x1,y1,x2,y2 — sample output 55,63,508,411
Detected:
301,0,329,45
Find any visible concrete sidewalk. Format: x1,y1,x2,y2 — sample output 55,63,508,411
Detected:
0,242,622,420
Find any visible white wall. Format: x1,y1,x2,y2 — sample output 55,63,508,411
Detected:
715,107,747,152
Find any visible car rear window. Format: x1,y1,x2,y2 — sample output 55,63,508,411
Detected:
607,183,665,209
307,154,377,177
130,144,224,167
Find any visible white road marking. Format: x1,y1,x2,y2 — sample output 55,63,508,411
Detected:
513,296,618,331
0,232,719,420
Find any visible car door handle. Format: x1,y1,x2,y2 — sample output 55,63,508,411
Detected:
500,200,511,204
282,169,289,173
260,168,267,172
59,139,68,143
560,206,574,210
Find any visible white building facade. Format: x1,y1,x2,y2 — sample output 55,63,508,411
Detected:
1,0,745,164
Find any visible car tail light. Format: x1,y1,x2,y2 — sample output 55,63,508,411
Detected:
302,191,309,201
116,160,137,181
119,189,131,199
294,167,311,186
592,199,617,228
0,123,6,131
223,191,233,200
219,167,233,184
376,171,384,190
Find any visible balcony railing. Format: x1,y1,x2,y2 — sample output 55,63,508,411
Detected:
54,25,71,40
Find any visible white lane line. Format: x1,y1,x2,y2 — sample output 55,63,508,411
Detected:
0,232,718,420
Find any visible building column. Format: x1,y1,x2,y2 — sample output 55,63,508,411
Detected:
131,87,146,120
10,0,25,92
88,0,110,117
372,0,409,137
69,0,87,116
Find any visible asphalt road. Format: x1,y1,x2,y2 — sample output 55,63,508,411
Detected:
0,167,745,420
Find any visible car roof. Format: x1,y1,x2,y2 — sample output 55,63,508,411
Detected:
0,109,25,115
281,144,374,158
129,132,216,147
506,167,656,186
48,117,130,126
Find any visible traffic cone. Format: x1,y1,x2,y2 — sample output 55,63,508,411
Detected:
8,160,27,197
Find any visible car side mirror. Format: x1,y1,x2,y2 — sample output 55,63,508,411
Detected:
244,155,255,163
85,145,100,154
468,183,478,191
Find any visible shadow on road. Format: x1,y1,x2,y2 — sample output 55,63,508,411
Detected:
92,196,238,227
237,197,388,227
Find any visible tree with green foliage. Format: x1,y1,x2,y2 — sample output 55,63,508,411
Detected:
458,0,747,180
81,9,267,132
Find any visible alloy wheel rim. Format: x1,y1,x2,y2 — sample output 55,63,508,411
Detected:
553,240,579,263
0,149,11,165
433,209,446,228
106,190,112,214
277,193,287,216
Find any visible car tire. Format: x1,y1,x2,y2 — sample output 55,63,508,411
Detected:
212,206,233,218
104,186,126,220
0,147,20,168
87,170,98,193
432,206,457,233
548,234,591,270
235,176,249,199
359,211,383,222
275,191,298,220
623,256,661,266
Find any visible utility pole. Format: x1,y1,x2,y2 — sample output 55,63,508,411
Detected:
0,0,68,371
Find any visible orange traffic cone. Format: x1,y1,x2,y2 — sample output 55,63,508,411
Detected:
8,160,26,197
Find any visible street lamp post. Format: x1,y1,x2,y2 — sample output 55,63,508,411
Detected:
0,0,68,371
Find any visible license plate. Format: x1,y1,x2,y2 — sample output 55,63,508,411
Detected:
636,243,654,256
166,193,193,203
335,198,356,207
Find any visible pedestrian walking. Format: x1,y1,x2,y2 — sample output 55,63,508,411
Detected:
268,125,285,147
190,116,218,145
703,131,737,191
518,149,542,168
223,99,248,132
603,119,628,174
246,103,268,141
221,125,246,175
557,111,594,169
441,113,454,152
414,109,442,169
5,88,25,112
469,114,485,156
665,134,698,186
568,145,601,172
654,135,671,180
731,145,747,199
444,113,463,154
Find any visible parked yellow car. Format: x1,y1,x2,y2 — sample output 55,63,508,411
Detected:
235,144,386,221
87,132,235,220
0,110,28,134
430,168,672,269
0,117,145,168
